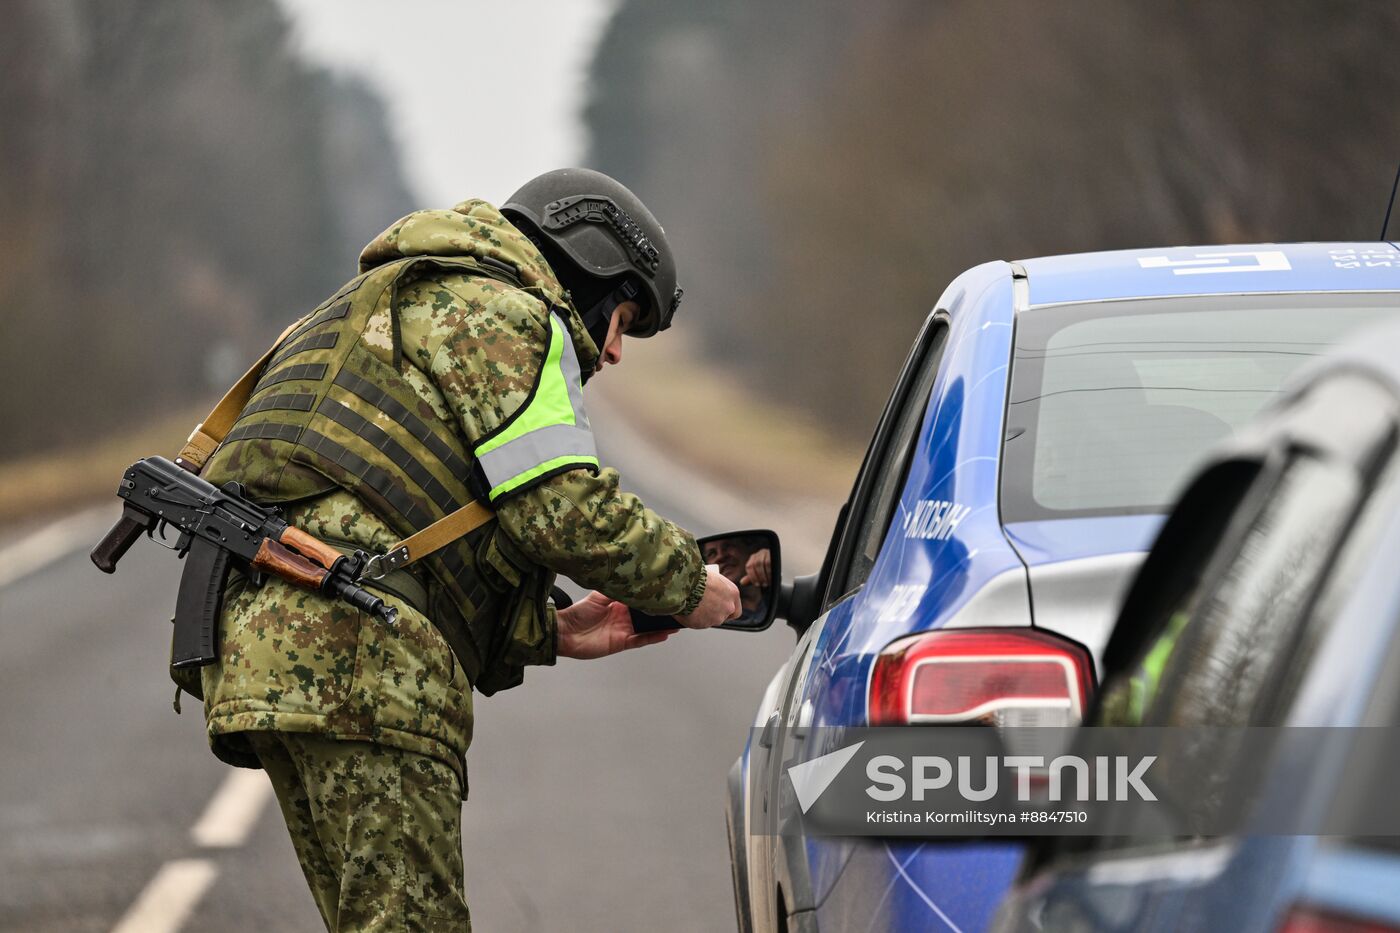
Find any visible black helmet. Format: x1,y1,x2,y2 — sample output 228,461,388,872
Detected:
502,168,682,340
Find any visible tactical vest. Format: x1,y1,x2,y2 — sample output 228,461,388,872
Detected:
202,256,595,689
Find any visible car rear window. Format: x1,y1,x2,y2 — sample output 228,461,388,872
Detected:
1000,292,1398,521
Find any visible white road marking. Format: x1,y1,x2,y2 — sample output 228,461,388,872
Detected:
108,764,273,932
0,507,246,933
0,504,116,591
110,858,218,933
190,769,274,848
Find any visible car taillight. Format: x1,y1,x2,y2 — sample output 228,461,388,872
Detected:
868,628,1095,727
1279,906,1400,933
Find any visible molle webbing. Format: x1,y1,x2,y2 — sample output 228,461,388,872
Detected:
256,362,328,390
240,392,316,417
268,332,339,368
332,370,472,480
226,421,301,445
175,283,365,472
313,397,462,517
285,297,352,344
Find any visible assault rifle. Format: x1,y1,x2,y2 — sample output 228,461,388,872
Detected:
91,456,396,669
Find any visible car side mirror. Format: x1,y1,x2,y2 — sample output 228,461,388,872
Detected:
777,573,821,636
630,529,781,633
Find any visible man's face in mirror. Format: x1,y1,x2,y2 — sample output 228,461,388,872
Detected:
703,536,766,587
703,538,748,584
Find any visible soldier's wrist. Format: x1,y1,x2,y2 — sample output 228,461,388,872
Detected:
680,566,707,616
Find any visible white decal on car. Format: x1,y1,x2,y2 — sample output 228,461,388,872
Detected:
904,499,971,540
1137,250,1290,275
1329,246,1400,269
877,584,927,623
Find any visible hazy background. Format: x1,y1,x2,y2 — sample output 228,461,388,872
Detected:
5,0,1400,463
4,3,1400,931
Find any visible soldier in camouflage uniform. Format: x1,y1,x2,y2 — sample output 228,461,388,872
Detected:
197,169,742,931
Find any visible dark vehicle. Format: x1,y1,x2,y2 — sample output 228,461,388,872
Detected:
993,318,1400,933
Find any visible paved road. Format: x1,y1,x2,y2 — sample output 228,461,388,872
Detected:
0,403,830,932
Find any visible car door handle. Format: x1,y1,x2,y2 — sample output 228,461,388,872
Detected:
758,711,779,749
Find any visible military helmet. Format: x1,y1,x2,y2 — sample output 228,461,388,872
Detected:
502,168,682,338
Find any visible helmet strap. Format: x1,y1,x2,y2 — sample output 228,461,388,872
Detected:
581,278,642,358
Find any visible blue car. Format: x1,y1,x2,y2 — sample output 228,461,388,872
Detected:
990,319,1400,931
728,243,1400,932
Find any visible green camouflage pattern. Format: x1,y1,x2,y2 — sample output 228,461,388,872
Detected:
358,198,572,310
248,732,472,932
202,500,474,784
201,199,706,782
497,466,710,616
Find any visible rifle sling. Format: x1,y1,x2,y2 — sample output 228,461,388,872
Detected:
384,500,496,567
176,318,305,472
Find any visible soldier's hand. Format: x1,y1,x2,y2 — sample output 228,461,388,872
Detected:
557,590,674,659
676,565,742,629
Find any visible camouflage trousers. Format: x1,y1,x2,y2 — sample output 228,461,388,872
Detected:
247,733,471,932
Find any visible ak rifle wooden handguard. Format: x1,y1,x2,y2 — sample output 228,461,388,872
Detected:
252,537,328,590
278,525,344,572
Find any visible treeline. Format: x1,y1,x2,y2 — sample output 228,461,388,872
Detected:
586,1,1400,433
2,1,413,456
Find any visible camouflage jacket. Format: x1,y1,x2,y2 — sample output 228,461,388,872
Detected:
200,200,706,785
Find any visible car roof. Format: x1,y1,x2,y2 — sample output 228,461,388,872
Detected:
1017,241,1400,308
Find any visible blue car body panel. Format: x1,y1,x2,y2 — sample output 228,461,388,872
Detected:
743,243,1400,932
811,841,1027,933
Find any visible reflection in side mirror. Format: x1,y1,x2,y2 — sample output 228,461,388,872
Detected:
630,529,781,633
706,529,780,631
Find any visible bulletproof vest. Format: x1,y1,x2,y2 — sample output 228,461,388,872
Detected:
202,256,552,686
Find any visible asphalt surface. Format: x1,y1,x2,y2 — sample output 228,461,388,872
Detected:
0,402,827,932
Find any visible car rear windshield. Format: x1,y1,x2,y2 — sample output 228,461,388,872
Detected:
1000,292,1398,522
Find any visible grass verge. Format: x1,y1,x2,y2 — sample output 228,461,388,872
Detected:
0,405,214,525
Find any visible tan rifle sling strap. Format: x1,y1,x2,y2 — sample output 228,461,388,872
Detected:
174,319,495,577
175,318,304,473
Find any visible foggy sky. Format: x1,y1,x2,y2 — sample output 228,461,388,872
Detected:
275,0,616,207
